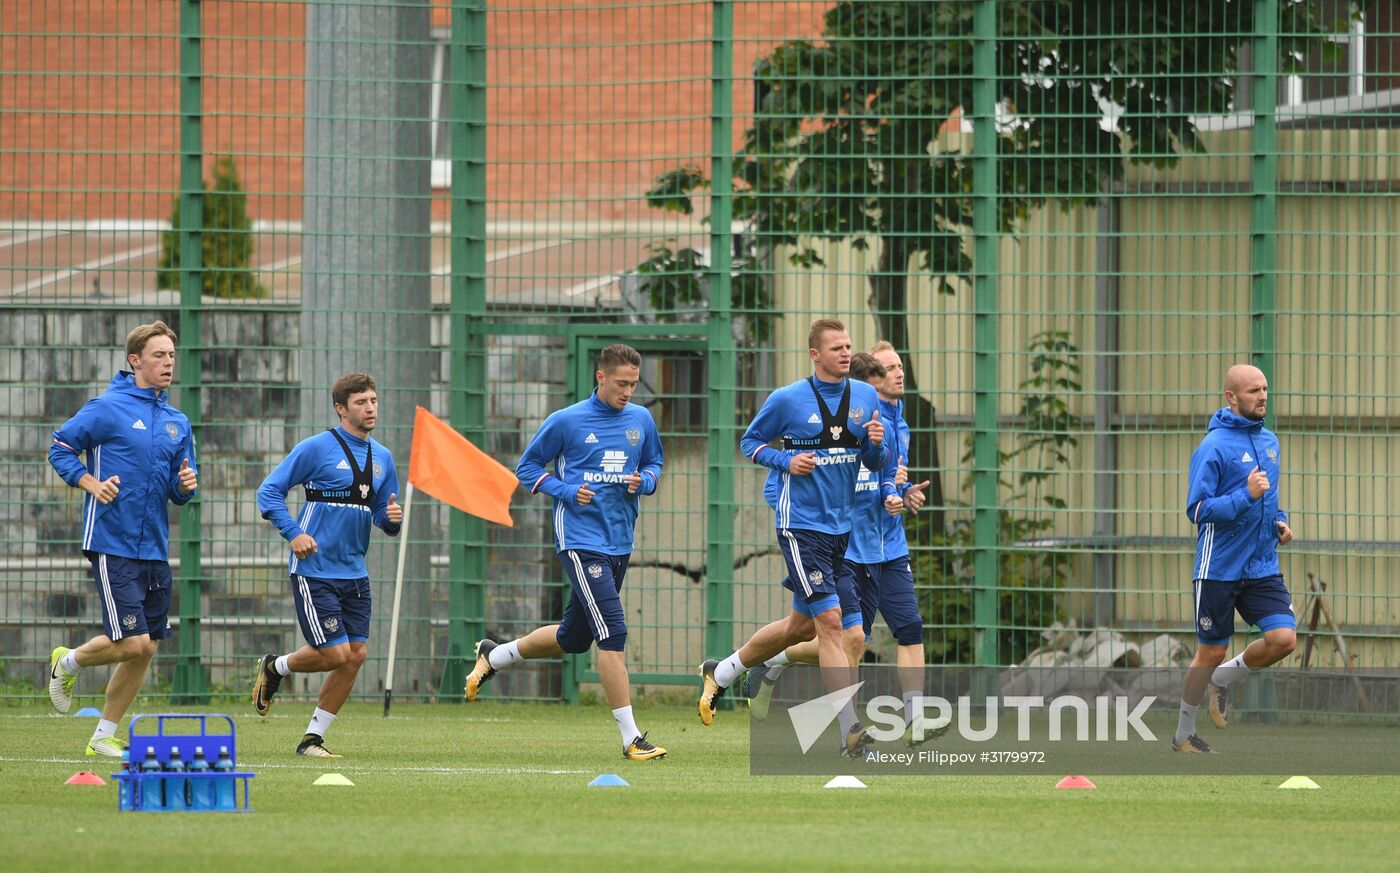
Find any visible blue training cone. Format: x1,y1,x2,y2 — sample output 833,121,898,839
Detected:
588,773,630,788
74,707,102,717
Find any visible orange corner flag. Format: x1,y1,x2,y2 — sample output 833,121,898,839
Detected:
408,406,515,527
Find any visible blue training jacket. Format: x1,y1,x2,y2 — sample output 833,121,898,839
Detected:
257,427,401,579
740,376,888,535
848,396,912,564
1185,407,1288,581
49,371,198,561
515,391,663,556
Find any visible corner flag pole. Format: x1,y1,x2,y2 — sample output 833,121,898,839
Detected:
383,481,415,717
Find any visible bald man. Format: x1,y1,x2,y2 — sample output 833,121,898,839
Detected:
1173,364,1296,753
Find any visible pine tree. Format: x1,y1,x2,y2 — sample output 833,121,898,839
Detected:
157,156,267,299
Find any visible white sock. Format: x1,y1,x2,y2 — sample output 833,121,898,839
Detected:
714,652,746,688
274,655,293,676
613,705,641,746
1175,700,1199,742
764,651,791,679
488,640,524,671
902,691,920,727
1210,653,1252,689
60,650,81,674
307,707,337,738
93,719,118,740
837,700,859,738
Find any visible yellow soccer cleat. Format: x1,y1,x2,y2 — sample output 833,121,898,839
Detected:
623,733,667,761
296,734,342,758
86,736,128,758
48,646,77,714
464,639,498,702
697,659,725,726
1206,682,1229,730
1171,734,1216,754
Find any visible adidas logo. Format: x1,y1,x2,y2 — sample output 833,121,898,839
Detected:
336,459,351,470
131,420,147,430
1242,452,1253,463
807,413,821,424
585,433,598,444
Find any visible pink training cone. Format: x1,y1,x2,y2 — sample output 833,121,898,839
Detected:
1054,775,1096,790
65,771,106,786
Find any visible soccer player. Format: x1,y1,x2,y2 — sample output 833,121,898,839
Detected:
1173,364,1296,753
464,344,667,762
697,319,887,756
252,373,402,757
749,343,938,748
46,321,199,756
745,352,895,712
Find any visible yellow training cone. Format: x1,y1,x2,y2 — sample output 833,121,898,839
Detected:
313,773,355,786
1278,776,1319,790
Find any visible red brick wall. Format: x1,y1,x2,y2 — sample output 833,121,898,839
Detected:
1,0,828,224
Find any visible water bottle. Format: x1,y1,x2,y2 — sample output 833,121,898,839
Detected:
118,749,133,810
187,745,212,810
163,746,188,811
139,745,164,810
212,745,236,810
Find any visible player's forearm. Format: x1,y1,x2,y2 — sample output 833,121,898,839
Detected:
1189,488,1251,524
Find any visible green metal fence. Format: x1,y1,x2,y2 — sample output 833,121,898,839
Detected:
2,0,1397,709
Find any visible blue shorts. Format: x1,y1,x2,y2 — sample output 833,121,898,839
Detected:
88,554,172,642
831,561,866,630
557,550,629,653
1194,575,1296,645
855,557,925,646
777,528,848,603
292,574,371,648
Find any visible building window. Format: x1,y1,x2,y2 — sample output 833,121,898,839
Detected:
430,32,451,188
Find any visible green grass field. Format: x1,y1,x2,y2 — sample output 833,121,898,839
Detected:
3,700,1397,872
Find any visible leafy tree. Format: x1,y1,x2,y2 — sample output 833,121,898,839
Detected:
641,0,1344,534
158,156,267,299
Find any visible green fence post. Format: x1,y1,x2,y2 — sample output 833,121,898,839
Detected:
1251,0,1279,379
1247,0,1281,724
172,0,207,704
704,0,737,669
441,0,489,701
970,0,1001,670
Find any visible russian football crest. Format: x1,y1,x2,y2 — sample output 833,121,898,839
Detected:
165,422,180,441
324,616,339,633
588,564,603,579
122,614,138,630
626,428,641,446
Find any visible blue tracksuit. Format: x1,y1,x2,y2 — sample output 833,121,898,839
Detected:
846,396,902,564
515,391,663,555
1186,408,1288,581
257,427,401,578
48,371,198,560
741,376,888,534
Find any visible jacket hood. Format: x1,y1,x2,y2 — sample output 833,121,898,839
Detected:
108,370,169,405
1207,407,1264,432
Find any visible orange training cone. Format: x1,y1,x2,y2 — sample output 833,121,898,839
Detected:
65,772,106,786
1055,775,1096,789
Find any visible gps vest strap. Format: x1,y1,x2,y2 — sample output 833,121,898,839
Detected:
782,378,862,451
303,429,375,507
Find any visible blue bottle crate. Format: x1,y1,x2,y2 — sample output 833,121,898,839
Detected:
113,714,254,813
